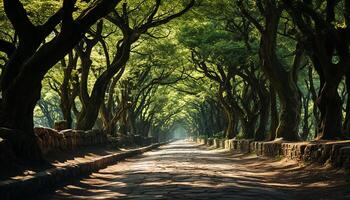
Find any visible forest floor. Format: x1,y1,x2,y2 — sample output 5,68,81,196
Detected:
29,140,350,200
0,145,142,181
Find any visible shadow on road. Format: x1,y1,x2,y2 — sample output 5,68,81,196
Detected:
30,140,350,200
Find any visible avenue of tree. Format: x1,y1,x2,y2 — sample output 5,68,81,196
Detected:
0,0,349,160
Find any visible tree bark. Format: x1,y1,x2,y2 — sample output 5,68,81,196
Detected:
255,84,270,141
283,0,350,140
316,75,343,139
343,74,350,136
259,9,300,141
76,38,132,130
0,0,124,160
218,88,237,139
238,0,301,141
301,94,310,140
268,86,278,140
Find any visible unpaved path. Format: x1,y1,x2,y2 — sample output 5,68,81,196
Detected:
32,140,350,200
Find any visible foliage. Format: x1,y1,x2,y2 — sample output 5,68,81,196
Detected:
1,0,349,144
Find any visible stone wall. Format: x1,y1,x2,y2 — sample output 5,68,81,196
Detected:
35,128,108,155
35,128,160,155
0,127,158,161
0,142,168,200
108,134,156,148
191,137,350,169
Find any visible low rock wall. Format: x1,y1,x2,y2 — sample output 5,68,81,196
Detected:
191,137,350,168
34,128,157,155
35,128,108,155
0,142,167,200
109,135,156,148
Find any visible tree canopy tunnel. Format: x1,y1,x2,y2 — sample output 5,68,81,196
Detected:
1,0,350,161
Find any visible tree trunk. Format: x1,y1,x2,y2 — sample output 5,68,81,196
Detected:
342,74,350,136
218,91,237,139
306,65,321,137
255,94,270,140
268,86,278,140
0,79,43,160
301,95,310,140
127,110,136,135
225,112,236,139
61,102,73,129
119,102,129,136
0,0,134,161
259,9,300,141
309,41,345,140
274,81,301,141
241,117,257,139
76,39,131,130
38,100,55,128
316,78,343,139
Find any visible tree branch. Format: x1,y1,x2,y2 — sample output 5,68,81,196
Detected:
139,0,195,32
0,39,16,57
237,0,264,33
3,0,35,39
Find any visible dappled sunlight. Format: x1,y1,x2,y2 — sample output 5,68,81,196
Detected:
1,1,350,200
29,141,350,200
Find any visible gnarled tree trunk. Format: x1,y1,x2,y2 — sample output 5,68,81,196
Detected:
259,8,301,141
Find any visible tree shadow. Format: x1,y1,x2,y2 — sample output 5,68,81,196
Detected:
30,170,292,200
0,146,120,181
27,141,350,200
